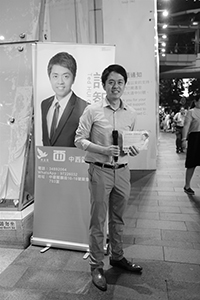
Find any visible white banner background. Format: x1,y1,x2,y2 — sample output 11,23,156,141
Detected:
102,0,157,169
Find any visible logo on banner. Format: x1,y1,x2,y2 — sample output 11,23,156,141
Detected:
37,148,48,159
53,150,66,162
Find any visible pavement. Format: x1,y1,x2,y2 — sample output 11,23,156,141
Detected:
0,131,200,300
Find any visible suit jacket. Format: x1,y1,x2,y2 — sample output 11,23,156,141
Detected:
41,92,88,147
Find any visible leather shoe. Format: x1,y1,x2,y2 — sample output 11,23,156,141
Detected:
110,257,142,273
91,268,107,291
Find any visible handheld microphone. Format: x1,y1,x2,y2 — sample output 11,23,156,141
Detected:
112,130,118,162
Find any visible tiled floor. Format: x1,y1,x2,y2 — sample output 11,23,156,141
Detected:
0,248,23,274
0,131,200,299
124,131,200,264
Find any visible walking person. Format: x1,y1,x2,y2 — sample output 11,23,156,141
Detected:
173,107,186,153
163,111,170,132
182,96,200,195
75,64,142,291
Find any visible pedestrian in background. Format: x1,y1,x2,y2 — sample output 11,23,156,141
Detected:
163,111,170,132
182,96,200,195
169,111,175,133
173,107,186,153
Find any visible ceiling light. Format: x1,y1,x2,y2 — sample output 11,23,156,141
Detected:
162,24,168,29
162,34,167,39
162,10,169,17
157,9,169,17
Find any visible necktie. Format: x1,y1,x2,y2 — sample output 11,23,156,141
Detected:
50,102,60,140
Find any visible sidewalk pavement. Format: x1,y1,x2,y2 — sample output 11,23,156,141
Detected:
0,131,200,300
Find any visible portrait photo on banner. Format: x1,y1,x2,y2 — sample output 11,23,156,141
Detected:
33,42,115,147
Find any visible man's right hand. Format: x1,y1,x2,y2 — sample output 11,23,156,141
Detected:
106,145,120,158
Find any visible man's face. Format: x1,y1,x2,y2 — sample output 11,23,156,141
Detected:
49,65,74,100
103,71,126,102
180,108,185,115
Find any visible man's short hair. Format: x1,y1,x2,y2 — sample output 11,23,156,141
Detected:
47,52,77,79
101,64,128,85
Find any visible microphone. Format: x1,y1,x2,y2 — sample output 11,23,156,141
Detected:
112,130,118,162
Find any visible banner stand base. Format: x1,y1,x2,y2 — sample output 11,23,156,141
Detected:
40,245,51,253
31,236,109,257
31,236,89,253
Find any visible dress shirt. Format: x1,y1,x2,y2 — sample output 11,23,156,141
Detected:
47,91,72,137
75,97,137,164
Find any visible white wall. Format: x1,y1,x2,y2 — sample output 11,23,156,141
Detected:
102,0,158,169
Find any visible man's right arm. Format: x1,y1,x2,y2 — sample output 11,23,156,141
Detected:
75,106,119,158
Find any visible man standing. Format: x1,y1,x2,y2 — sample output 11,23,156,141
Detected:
173,107,186,153
75,64,142,291
41,52,88,147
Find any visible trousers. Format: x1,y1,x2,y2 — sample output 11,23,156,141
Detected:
175,126,183,151
88,163,131,270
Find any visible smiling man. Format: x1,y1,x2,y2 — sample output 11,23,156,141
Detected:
75,64,143,292
41,52,88,147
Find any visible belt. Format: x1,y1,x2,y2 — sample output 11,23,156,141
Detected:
93,162,127,169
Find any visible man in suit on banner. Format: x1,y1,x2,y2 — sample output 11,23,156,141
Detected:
41,52,88,147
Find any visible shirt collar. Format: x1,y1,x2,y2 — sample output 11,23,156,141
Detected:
52,91,73,109
103,97,127,110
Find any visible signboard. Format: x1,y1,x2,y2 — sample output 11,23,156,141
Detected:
32,43,115,251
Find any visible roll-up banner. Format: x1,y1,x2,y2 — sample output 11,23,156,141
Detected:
32,43,115,251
